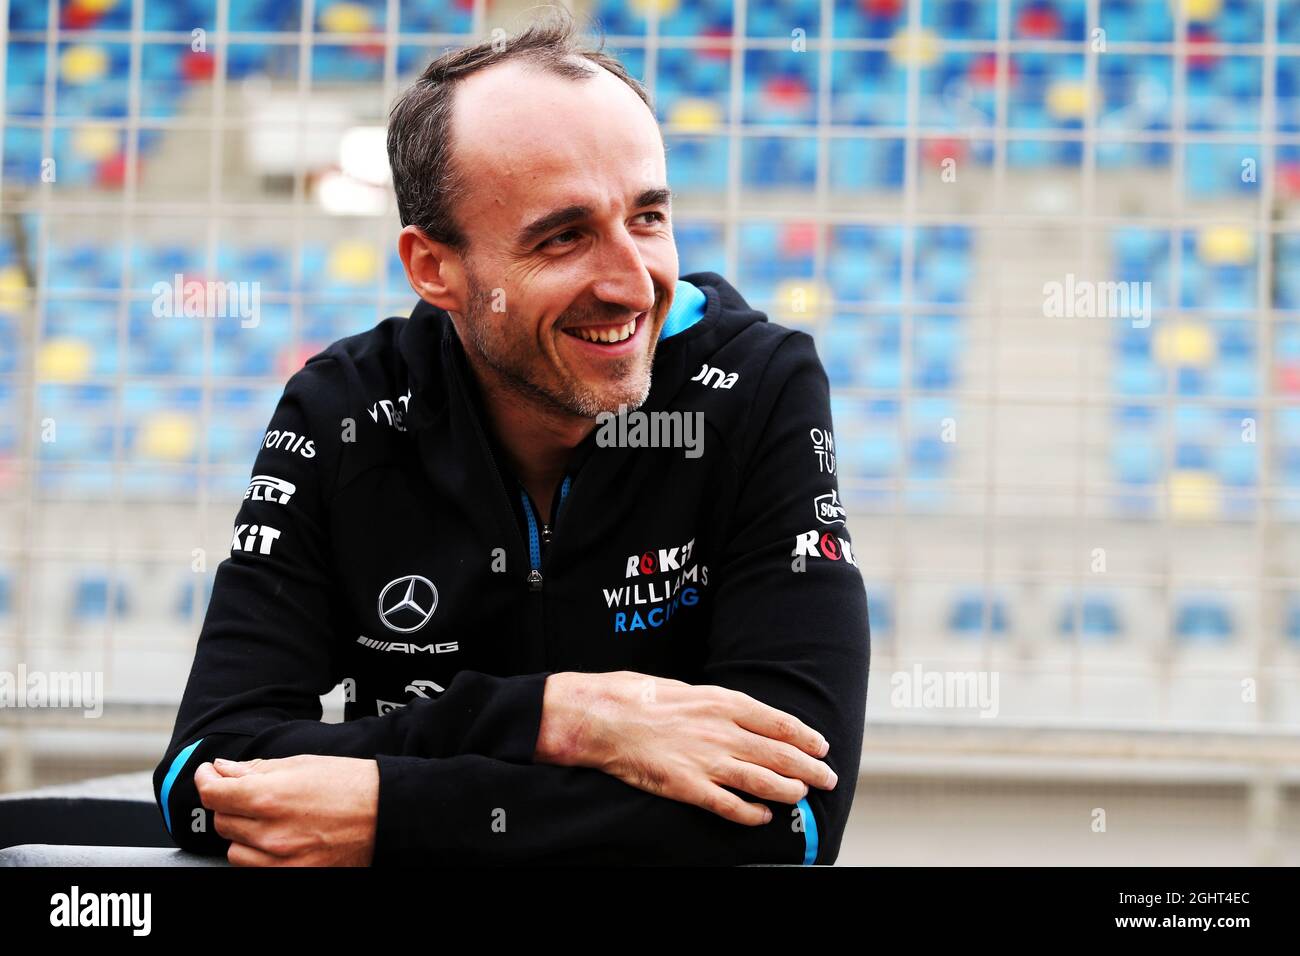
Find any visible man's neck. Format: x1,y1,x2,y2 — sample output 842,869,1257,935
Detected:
468,363,594,520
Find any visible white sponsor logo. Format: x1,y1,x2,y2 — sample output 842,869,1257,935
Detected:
355,635,459,655
405,679,445,698
377,575,439,633
50,886,151,936
691,363,739,389
814,489,846,525
261,428,316,459
810,427,836,475
244,474,296,504
377,679,447,715
231,523,281,555
368,387,412,431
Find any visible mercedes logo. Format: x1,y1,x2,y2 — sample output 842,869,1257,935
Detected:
377,574,439,633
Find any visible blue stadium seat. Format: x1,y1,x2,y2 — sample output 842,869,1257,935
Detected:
948,592,1010,639
1173,597,1235,644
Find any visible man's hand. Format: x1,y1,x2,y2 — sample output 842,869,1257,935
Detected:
535,671,838,826
194,755,378,866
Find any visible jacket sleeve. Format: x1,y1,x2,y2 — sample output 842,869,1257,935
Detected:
369,331,871,865
153,355,550,854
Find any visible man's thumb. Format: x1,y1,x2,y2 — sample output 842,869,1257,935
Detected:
213,757,264,776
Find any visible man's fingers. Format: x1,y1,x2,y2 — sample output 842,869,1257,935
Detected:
212,811,265,848
738,733,838,791
213,757,268,777
193,761,260,815
685,781,773,827
730,695,828,758
227,841,282,867
719,757,810,805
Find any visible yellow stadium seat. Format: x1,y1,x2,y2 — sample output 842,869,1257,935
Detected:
1173,0,1223,23
37,338,93,382
1198,225,1253,265
631,0,681,16
1046,80,1096,120
0,265,28,310
774,279,832,326
1168,471,1220,520
889,28,940,68
140,413,197,460
1155,322,1215,366
73,125,120,162
670,98,723,132
328,241,380,284
319,2,374,33
60,45,109,85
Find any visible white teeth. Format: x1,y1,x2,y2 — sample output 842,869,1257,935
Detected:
569,317,636,344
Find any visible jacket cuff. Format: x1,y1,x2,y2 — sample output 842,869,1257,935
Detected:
372,754,441,866
474,671,551,765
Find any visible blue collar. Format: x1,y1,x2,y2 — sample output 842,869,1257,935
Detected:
659,278,707,339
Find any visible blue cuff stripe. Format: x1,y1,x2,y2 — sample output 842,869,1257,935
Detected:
660,278,706,339
796,797,819,865
160,738,204,835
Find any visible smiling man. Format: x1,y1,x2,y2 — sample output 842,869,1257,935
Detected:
154,9,870,867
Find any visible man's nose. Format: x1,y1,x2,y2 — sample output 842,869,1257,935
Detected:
590,226,656,316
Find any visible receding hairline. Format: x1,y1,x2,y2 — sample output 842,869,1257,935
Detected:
440,55,666,245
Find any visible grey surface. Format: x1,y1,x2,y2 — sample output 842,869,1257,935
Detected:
0,844,228,866
0,771,157,803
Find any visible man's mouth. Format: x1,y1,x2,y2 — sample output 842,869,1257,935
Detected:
560,313,642,345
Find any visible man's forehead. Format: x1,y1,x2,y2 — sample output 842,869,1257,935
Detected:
450,62,665,232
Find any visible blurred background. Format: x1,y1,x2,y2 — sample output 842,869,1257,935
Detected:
1,0,1299,864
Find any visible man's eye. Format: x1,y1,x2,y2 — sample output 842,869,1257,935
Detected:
540,229,581,249
639,211,668,225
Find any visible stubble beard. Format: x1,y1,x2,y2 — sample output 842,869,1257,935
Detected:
460,265,658,420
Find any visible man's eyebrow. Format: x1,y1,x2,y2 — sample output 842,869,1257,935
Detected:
516,187,674,248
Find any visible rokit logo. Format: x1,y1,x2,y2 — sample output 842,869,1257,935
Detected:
792,529,858,566
244,474,296,504
231,523,281,555
810,426,836,474
261,428,315,459
814,489,846,525
624,538,696,578
691,363,739,389
369,387,412,431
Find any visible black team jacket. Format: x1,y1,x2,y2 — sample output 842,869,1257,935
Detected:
153,271,870,865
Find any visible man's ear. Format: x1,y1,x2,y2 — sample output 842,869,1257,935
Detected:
398,224,465,314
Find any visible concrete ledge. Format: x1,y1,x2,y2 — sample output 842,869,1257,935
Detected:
0,844,228,866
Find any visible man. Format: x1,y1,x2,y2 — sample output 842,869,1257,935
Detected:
154,10,869,866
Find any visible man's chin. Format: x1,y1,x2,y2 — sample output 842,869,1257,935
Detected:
566,379,653,420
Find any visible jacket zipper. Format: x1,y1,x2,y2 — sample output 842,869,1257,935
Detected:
520,473,572,591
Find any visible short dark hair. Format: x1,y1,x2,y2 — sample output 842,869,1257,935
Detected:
387,5,656,255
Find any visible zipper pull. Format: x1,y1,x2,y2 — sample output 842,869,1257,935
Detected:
527,568,543,591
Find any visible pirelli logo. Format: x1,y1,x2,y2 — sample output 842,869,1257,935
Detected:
355,635,459,655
